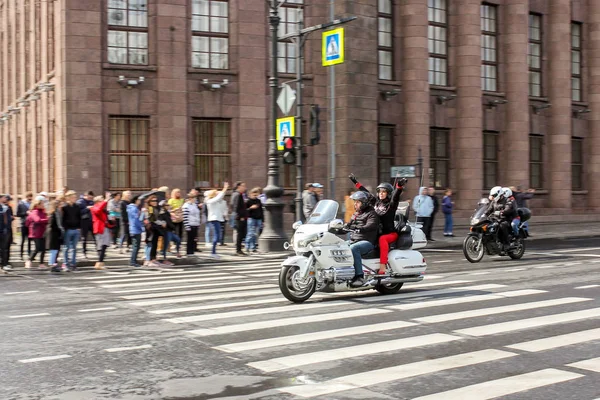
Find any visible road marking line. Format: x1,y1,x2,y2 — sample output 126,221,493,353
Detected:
188,308,391,337
422,274,444,279
110,279,264,293
164,301,348,324
413,280,473,288
5,291,39,295
246,273,278,278
120,283,275,300
18,355,72,363
277,349,516,398
504,268,526,272
388,289,546,311
8,313,50,319
575,284,600,289
357,284,506,303
77,307,117,313
130,289,280,307
506,327,600,352
470,272,491,276
149,297,287,314
99,275,248,288
433,260,453,264
557,247,600,253
214,321,417,353
104,344,153,353
567,356,600,373
249,333,461,373
535,265,561,269
93,272,230,285
414,297,591,324
63,287,96,290
564,262,582,266
455,307,600,337
411,368,583,400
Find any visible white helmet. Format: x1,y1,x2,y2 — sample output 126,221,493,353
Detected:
489,186,502,200
502,187,513,198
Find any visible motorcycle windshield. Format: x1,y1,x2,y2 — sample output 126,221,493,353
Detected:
306,200,339,225
472,198,490,220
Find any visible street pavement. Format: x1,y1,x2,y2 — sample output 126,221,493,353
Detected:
1,237,599,400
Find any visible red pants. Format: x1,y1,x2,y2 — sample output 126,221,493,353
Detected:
379,232,398,264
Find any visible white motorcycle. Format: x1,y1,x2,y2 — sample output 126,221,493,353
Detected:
279,200,428,303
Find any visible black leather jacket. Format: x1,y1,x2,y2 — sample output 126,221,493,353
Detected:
346,206,379,245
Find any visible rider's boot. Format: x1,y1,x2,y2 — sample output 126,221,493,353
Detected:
350,275,365,288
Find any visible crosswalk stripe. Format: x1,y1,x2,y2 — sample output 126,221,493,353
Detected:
414,297,592,324
164,301,349,323
411,280,472,288
357,284,506,303
246,273,278,278
455,307,600,337
566,357,600,373
93,272,230,285
149,297,288,314
388,289,546,311
214,321,417,353
100,275,247,288
120,284,275,300
130,289,280,306
187,308,392,337
575,284,600,289
411,368,583,400
557,247,600,253
506,327,600,352
248,333,461,372
277,349,516,398
110,279,265,293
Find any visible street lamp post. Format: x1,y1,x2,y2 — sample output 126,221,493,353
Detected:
259,0,288,252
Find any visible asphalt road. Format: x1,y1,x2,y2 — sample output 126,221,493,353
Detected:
1,237,599,400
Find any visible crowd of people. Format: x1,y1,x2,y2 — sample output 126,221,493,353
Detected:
0,181,268,272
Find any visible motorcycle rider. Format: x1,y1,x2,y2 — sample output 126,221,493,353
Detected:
344,191,380,288
493,187,517,251
349,173,407,275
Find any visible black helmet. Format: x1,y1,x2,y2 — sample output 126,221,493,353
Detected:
376,182,393,194
350,191,370,211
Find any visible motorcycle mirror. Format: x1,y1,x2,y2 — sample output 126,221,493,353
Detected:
328,219,344,232
292,221,303,230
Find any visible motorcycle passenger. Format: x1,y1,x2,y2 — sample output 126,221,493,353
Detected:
344,191,380,288
349,174,407,275
498,187,518,249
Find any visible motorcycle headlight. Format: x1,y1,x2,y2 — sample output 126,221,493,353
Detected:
298,234,319,248
471,218,480,225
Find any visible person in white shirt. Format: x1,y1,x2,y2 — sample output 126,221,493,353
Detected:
205,182,229,258
183,193,202,257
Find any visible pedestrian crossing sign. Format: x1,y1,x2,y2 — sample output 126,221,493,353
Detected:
322,28,344,66
276,116,295,151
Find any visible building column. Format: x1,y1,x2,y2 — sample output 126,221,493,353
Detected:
503,0,530,188
588,0,600,210
547,0,572,210
454,0,483,210
399,0,429,186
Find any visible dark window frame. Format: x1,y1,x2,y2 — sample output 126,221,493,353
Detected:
572,22,582,102
528,13,542,97
277,1,303,75
378,125,395,184
107,0,149,66
109,116,151,190
483,130,499,190
193,119,232,189
572,137,583,190
428,0,448,86
430,128,450,190
378,0,393,81
191,0,229,70
481,3,498,92
529,134,544,189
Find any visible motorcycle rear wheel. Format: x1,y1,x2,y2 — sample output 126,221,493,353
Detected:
279,265,316,303
463,235,484,263
508,238,526,259
375,282,404,295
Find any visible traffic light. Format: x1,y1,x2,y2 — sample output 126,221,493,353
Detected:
309,104,320,145
282,136,297,164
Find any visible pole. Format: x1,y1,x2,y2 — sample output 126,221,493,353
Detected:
259,0,287,252
328,0,336,201
294,12,304,223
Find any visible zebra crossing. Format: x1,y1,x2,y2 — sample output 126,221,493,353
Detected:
73,259,600,399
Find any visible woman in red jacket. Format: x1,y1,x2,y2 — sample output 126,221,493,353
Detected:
91,195,114,270
25,199,49,269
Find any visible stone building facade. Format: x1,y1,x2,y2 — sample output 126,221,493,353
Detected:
0,0,598,216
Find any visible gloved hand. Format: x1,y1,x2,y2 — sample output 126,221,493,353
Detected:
398,178,408,187
349,173,358,184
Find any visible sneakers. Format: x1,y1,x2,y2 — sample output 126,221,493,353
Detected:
62,264,70,272
25,260,32,269
38,264,48,270
2,265,13,272
50,265,61,273
349,276,365,288
209,253,220,259
148,261,162,268
94,262,105,270
130,263,142,268
160,260,174,266
235,251,248,257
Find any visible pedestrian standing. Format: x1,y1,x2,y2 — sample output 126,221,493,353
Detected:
413,187,434,241
17,192,32,260
25,198,49,270
205,182,229,258
0,194,14,271
245,187,263,254
62,190,82,270
48,199,66,272
168,188,185,245
127,195,143,268
107,192,122,248
302,183,317,221
91,194,114,270
203,191,214,249
183,193,201,257
230,181,248,256
428,187,439,241
158,200,178,264
77,191,95,258
119,191,132,253
442,188,454,237
0,194,14,266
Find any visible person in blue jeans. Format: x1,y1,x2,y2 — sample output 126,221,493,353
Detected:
442,188,454,237
205,182,229,258
61,191,82,270
344,190,380,288
127,196,144,268
245,187,264,253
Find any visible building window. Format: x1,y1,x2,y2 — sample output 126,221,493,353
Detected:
193,120,231,188
572,22,582,102
430,128,450,189
481,4,497,92
378,125,394,184
109,117,150,189
529,135,543,189
428,0,448,86
483,131,499,189
572,137,583,190
528,14,542,97
378,0,393,80
191,0,229,69
107,0,148,65
277,0,303,74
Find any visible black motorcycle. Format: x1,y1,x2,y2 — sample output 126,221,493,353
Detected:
463,198,531,263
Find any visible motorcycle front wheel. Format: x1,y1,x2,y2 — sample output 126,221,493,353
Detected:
508,238,526,259
463,234,484,263
279,265,317,303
